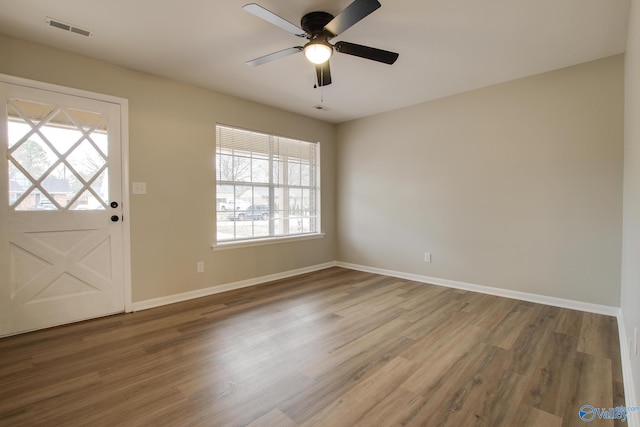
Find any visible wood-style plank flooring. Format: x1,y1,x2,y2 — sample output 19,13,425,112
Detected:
0,267,625,426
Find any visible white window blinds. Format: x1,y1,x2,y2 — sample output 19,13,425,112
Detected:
215,124,320,243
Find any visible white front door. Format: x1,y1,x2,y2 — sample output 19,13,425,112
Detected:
0,78,128,336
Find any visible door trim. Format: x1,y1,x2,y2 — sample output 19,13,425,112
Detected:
0,73,132,315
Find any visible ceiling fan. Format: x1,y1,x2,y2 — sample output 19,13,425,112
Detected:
243,0,399,87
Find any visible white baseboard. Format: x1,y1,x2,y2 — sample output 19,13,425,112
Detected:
336,262,620,316
135,260,620,316
132,261,620,318
132,261,337,311
617,311,640,427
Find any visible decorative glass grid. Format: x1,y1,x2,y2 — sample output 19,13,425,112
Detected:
6,99,110,211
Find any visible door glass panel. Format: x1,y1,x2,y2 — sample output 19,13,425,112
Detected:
6,98,110,211
14,189,56,211
8,162,32,204
70,189,102,210
66,107,106,132
67,140,106,181
7,115,31,149
7,100,56,148
42,164,82,209
40,110,79,155
93,132,108,157
11,135,56,180
89,169,109,208
10,99,56,122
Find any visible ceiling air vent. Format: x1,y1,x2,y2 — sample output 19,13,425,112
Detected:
46,17,93,37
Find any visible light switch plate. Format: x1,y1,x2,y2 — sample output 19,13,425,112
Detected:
132,182,147,195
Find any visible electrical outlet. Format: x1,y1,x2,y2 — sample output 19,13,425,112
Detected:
196,261,204,273
424,252,431,263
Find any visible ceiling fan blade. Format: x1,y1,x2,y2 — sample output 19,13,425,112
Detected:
324,0,381,37
335,41,399,64
315,62,332,87
243,3,306,37
246,46,303,66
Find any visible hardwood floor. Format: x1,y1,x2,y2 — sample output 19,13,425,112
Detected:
0,267,626,426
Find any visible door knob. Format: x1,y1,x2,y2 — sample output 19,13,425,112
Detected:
110,201,119,208
111,215,119,222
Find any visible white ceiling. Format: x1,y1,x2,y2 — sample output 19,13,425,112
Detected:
0,0,631,123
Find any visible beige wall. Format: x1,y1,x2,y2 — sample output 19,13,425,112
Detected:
337,55,624,306
0,33,627,310
0,33,337,302
623,0,640,405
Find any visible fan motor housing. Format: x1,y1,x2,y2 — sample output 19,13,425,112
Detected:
301,11,334,37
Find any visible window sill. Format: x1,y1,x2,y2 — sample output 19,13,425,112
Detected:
211,232,325,251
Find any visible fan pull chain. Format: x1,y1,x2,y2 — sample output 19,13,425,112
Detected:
320,67,325,103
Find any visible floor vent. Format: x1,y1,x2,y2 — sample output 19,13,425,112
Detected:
46,17,93,37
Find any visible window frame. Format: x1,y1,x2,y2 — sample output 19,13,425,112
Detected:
213,124,322,249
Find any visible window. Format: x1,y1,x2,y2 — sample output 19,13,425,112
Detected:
7,99,110,211
215,124,321,245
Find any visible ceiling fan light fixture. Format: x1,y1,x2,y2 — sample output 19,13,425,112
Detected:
304,40,333,64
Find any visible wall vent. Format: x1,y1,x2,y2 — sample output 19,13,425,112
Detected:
46,17,93,37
